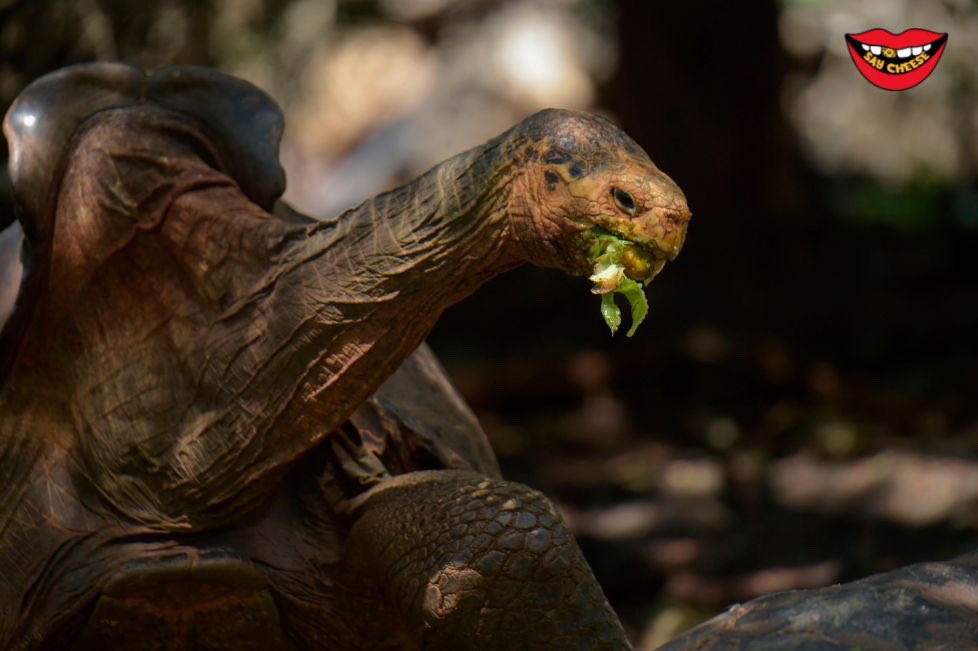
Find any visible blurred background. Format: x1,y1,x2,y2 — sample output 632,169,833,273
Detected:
2,0,978,647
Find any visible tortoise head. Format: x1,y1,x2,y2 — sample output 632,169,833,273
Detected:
508,109,691,283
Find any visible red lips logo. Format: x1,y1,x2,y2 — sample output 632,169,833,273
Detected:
845,29,948,91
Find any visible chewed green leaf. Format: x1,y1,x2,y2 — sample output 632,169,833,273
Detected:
589,260,625,294
617,277,649,337
587,230,626,262
585,229,651,336
600,293,621,334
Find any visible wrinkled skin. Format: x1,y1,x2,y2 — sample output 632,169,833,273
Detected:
0,64,690,650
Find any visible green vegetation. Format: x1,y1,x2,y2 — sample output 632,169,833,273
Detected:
586,230,650,337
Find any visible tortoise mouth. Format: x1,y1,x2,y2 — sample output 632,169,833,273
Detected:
619,241,667,283
582,227,666,285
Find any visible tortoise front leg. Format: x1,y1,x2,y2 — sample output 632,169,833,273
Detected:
340,470,630,650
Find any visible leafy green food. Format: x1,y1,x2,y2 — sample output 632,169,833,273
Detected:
586,231,651,337
599,293,622,334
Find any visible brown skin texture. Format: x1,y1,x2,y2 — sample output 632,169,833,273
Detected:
0,65,690,649
6,106,690,532
339,470,629,650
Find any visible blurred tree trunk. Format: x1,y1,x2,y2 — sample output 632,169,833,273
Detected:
610,0,810,223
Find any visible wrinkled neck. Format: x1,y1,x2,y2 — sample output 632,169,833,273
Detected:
315,134,522,298
247,133,534,449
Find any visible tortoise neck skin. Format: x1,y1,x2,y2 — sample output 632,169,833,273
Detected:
317,128,523,298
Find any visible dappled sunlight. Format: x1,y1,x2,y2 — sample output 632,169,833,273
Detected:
270,0,615,216
772,451,978,527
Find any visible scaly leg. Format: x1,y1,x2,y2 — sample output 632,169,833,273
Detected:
340,470,630,650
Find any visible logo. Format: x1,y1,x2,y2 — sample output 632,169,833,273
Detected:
845,29,948,91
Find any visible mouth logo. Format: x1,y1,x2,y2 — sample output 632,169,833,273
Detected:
845,29,948,91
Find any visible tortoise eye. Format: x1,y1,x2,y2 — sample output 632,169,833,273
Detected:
611,187,637,215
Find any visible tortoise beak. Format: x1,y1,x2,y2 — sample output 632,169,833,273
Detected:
627,183,691,265
597,163,691,280
600,202,690,284
617,242,667,284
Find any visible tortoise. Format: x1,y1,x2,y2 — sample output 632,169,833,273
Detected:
0,63,690,650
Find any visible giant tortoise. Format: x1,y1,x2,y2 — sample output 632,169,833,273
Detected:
0,63,691,650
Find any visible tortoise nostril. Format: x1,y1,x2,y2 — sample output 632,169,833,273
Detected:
611,187,637,215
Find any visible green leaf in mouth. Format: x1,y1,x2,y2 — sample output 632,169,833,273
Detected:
586,232,651,337
599,293,622,334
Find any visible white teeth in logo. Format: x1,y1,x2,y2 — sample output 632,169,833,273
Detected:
863,44,930,58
